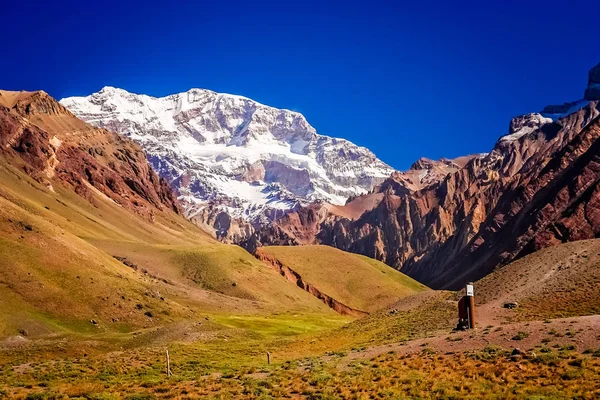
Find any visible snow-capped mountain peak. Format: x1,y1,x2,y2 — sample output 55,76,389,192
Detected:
60,87,394,239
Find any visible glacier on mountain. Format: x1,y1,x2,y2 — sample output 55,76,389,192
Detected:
60,87,394,236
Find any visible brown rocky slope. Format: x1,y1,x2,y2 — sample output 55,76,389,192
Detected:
0,90,179,218
245,67,600,291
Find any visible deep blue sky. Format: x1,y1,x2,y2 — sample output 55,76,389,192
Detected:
2,1,598,170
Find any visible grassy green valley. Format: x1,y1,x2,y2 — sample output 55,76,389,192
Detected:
2,156,600,399
1,90,600,399
0,160,339,339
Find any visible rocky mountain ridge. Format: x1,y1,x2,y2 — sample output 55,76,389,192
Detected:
59,63,600,290
243,64,600,290
60,87,395,240
0,90,179,219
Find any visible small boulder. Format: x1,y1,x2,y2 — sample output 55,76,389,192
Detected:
511,348,523,356
510,348,524,362
503,302,519,309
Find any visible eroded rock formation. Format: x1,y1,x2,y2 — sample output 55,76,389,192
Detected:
0,90,180,218
247,97,600,290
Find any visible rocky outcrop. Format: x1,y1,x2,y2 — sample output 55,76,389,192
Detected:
409,157,458,171
243,154,480,251
314,101,600,290
0,90,180,218
244,91,600,291
506,113,552,140
404,156,476,189
254,249,368,317
585,63,600,101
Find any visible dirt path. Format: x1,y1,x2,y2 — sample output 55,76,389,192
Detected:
341,315,600,366
473,239,600,327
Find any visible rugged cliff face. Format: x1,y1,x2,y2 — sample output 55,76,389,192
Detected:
0,90,180,218
240,155,475,249
397,102,600,288
246,92,600,290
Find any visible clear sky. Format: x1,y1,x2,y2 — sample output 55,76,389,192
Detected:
1,0,598,170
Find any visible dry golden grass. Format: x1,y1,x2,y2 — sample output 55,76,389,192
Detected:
474,239,600,322
3,341,600,399
261,245,427,312
3,139,600,399
0,160,333,340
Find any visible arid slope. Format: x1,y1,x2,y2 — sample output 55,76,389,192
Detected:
0,90,336,340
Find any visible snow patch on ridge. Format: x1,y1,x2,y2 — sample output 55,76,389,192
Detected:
541,100,590,121
501,113,553,142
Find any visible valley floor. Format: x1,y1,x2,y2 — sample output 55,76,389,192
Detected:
1,155,599,398
2,305,600,399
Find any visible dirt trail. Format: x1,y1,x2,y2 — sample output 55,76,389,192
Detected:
471,239,600,327
341,314,600,366
338,241,600,366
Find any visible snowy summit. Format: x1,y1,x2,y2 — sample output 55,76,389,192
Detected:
60,87,394,237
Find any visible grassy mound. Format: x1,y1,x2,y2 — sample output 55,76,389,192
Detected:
260,245,427,313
